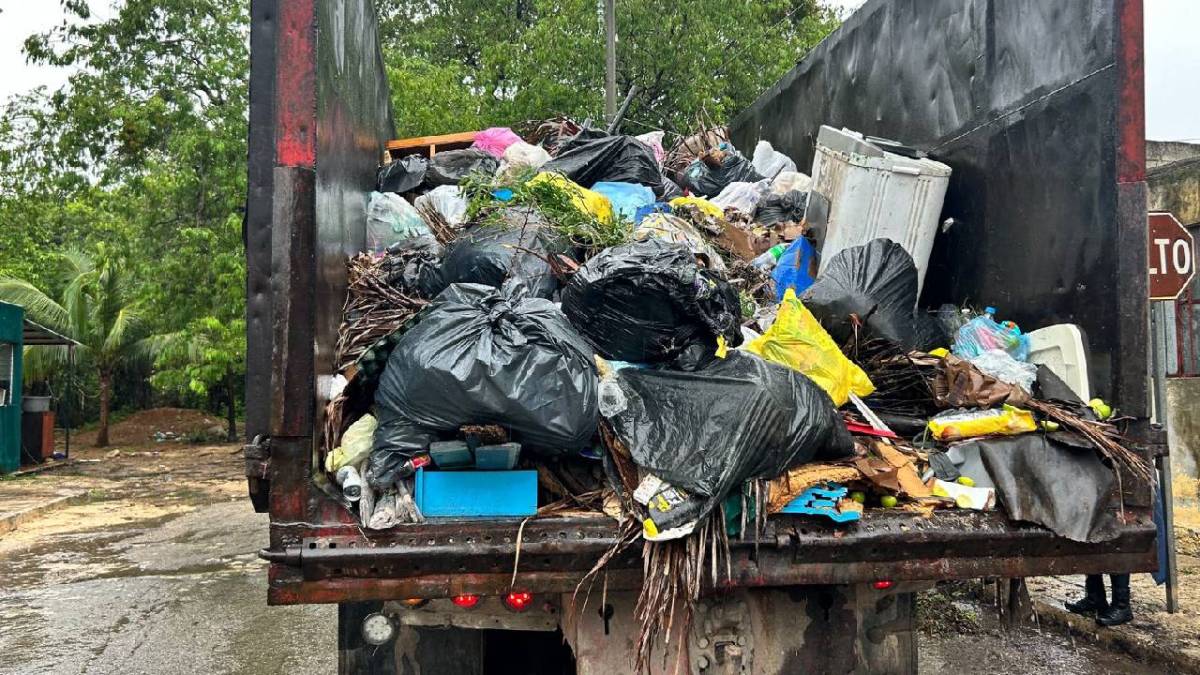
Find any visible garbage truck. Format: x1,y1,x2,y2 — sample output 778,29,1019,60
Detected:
244,0,1161,671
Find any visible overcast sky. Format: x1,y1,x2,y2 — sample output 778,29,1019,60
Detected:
0,0,1196,141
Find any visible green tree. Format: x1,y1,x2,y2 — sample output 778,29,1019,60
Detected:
148,316,246,442
0,249,163,447
377,0,840,137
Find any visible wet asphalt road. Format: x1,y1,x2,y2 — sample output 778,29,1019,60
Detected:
0,495,1157,674
0,500,334,675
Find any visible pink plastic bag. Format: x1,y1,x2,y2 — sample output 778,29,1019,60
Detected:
471,127,522,158
636,130,666,165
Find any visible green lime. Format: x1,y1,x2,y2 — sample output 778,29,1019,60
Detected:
850,491,866,504
956,476,975,487
880,495,898,508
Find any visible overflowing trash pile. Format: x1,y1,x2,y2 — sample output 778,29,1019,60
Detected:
321,120,1151,662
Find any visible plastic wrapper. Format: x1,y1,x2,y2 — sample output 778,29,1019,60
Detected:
975,435,1119,542
424,149,500,186
440,207,569,299
633,213,727,272
953,312,1032,362
607,350,854,524
562,238,742,370
413,184,467,226
370,282,598,488
502,140,551,172
678,148,765,197
635,130,666,165
801,239,946,351
471,127,522,157
541,134,663,189
770,171,812,194
932,354,1030,408
969,349,1037,392
668,196,723,219
527,172,614,224
751,140,797,179
366,192,430,251
380,235,446,298
377,155,428,193
744,288,875,406
710,181,769,214
592,182,655,222
325,414,378,472
755,190,808,227
927,406,1037,441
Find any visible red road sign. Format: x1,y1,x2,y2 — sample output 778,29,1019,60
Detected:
1148,212,1195,301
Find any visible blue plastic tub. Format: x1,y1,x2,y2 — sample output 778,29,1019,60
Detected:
414,468,538,517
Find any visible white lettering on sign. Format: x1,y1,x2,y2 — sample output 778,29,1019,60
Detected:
1175,239,1193,274
1150,238,1172,274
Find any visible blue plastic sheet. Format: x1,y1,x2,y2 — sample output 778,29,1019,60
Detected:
772,237,818,301
592,182,655,222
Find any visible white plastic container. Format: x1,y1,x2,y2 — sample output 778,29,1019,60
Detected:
805,126,951,295
1027,324,1091,402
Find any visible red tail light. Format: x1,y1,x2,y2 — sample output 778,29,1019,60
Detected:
873,580,894,590
451,594,481,608
504,591,533,612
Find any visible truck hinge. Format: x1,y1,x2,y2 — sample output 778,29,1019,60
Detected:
244,434,272,513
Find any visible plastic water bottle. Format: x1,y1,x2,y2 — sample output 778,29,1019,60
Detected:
751,244,788,270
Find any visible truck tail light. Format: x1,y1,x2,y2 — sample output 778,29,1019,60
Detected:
504,591,533,612
873,580,894,590
451,594,481,608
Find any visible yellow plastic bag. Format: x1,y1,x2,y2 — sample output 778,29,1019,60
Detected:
324,414,377,472
744,288,874,406
927,405,1036,441
669,196,723,219
528,172,613,224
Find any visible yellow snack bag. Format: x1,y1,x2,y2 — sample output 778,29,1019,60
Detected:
927,405,1037,441
744,288,874,406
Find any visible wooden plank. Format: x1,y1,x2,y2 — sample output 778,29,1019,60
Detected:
386,131,478,154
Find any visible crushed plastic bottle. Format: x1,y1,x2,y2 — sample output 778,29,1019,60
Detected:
750,243,788,270
952,306,1031,362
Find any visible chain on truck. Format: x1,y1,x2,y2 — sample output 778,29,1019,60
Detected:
243,0,1164,672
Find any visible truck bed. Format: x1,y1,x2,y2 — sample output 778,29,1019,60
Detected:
246,0,1159,606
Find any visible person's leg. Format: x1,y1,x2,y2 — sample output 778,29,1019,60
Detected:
1097,573,1133,626
1065,574,1108,615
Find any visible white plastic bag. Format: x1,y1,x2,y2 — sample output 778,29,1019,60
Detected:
636,130,666,165
502,140,551,171
413,185,467,226
969,349,1038,393
367,192,429,251
770,171,812,194
752,140,797,179
710,180,769,214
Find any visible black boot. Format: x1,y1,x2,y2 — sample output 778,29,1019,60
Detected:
1065,575,1108,616
1097,574,1133,627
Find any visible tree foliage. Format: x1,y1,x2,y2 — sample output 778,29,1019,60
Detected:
377,0,839,138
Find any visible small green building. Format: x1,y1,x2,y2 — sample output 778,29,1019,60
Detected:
0,301,23,473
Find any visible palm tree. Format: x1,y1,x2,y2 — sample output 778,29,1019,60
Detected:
0,250,160,447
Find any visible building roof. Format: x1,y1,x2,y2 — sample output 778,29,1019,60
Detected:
22,318,78,347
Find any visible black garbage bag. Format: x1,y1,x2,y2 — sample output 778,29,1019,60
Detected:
541,135,663,189
424,149,500,187
381,235,447,299
440,207,569,299
972,435,1120,543
377,155,428,193
369,282,599,488
754,190,808,227
801,239,945,351
678,149,764,197
562,238,742,370
658,177,684,201
548,127,610,156
607,351,854,522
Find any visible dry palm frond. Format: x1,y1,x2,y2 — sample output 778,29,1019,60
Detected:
1025,398,1152,483
334,253,426,372
415,200,458,245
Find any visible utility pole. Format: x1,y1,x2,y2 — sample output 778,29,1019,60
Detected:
604,0,616,121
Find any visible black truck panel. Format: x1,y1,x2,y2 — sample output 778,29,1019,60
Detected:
247,0,1157,605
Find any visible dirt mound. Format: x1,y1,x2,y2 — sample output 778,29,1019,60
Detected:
74,408,230,448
